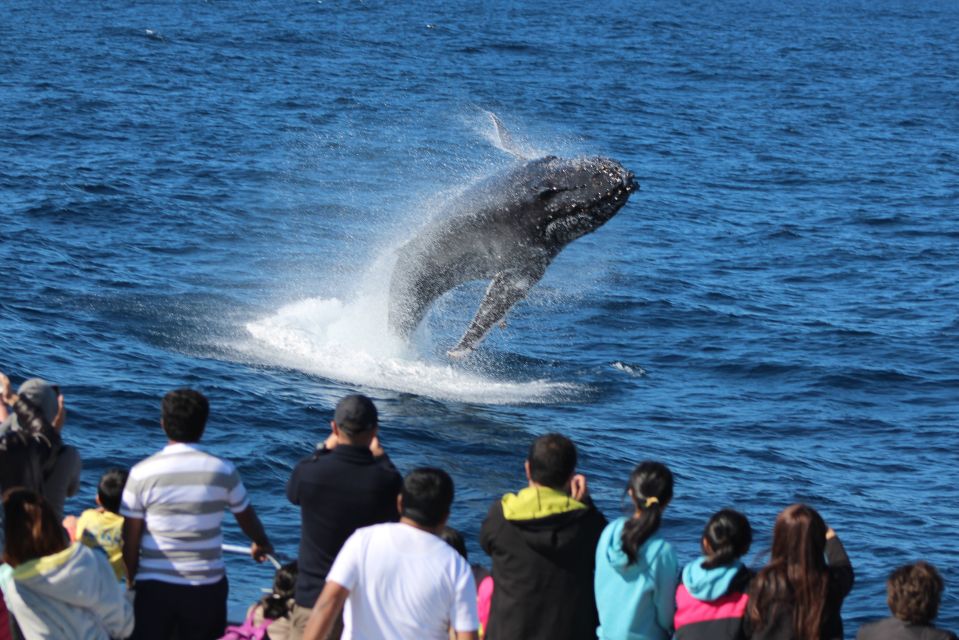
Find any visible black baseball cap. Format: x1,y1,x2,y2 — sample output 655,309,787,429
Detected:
333,394,378,434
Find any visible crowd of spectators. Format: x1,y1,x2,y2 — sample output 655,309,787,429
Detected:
0,371,954,640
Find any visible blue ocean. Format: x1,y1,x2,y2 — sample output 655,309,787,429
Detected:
2,0,957,630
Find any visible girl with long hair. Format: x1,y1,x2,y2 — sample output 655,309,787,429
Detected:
674,509,754,640
745,504,854,640
594,461,678,640
0,488,133,640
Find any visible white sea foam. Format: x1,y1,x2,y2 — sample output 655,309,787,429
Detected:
244,257,579,405
243,113,590,404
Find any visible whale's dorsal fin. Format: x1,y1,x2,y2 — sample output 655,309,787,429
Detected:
487,111,530,160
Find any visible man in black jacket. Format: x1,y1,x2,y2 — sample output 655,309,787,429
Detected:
286,394,403,640
480,433,607,640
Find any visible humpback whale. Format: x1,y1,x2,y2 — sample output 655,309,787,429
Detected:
389,114,637,357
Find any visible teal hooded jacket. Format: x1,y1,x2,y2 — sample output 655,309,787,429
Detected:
594,516,678,640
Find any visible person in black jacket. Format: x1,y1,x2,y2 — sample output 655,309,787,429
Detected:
745,504,854,640
857,561,957,640
480,433,607,640
286,394,402,640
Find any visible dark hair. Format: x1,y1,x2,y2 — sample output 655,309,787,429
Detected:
701,509,752,569
333,394,378,435
440,527,468,560
161,389,209,443
621,461,673,564
887,561,944,625
2,488,69,566
747,504,829,640
0,396,61,494
97,468,129,514
260,561,298,620
400,467,454,528
527,433,577,489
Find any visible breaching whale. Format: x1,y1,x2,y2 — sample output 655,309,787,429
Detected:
388,114,637,357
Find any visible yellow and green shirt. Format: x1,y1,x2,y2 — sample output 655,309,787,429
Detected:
75,508,124,580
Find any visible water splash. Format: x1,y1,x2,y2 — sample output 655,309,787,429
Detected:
243,112,597,404
244,255,580,404
611,361,646,377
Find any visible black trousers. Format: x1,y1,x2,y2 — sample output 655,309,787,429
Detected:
131,577,228,640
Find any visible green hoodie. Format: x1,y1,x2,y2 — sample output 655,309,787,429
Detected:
500,485,588,520
481,485,607,640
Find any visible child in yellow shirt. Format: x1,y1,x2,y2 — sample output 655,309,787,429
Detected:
64,468,128,580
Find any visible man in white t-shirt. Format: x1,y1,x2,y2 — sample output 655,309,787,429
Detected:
304,467,479,640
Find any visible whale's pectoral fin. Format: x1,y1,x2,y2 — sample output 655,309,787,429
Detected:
448,265,546,356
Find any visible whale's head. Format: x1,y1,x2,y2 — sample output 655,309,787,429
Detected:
525,155,637,245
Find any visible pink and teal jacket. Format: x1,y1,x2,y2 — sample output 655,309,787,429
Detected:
674,557,752,640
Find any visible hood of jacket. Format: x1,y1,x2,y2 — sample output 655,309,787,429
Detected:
600,516,672,573
682,556,744,601
499,486,594,555
9,543,108,606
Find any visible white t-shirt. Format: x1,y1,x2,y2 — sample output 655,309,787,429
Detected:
327,522,478,640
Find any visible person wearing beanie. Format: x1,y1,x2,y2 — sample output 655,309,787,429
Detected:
0,376,81,520
0,373,64,537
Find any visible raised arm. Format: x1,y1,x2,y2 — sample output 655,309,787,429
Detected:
825,529,854,598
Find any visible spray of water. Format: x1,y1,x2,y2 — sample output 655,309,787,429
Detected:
244,250,580,403
244,113,586,404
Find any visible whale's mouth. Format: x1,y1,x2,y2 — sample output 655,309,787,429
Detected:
590,170,636,219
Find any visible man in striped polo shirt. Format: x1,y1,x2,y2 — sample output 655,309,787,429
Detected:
121,388,273,640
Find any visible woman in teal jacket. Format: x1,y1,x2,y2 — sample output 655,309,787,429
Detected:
594,462,678,640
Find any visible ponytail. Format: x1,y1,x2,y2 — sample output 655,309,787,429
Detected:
701,508,752,569
621,461,673,565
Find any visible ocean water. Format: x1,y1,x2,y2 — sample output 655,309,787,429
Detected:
2,0,957,631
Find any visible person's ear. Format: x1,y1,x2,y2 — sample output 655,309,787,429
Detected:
331,420,340,436
702,537,713,554
396,493,404,516
524,460,532,483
